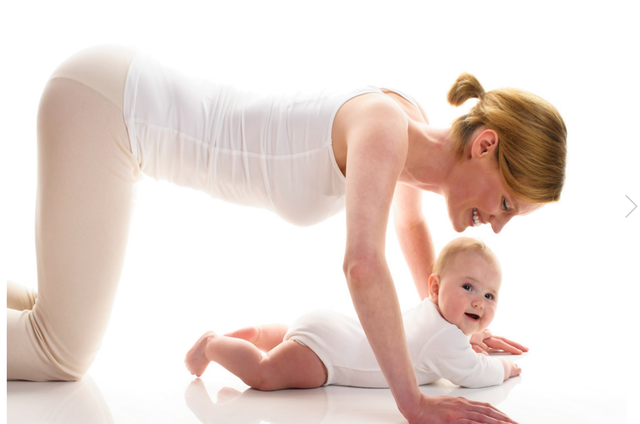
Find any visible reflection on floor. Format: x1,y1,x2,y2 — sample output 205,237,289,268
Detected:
185,376,520,424
8,377,113,424
7,374,518,424
7,352,627,424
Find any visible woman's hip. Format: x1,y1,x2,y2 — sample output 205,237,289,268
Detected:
38,45,142,184
48,44,137,112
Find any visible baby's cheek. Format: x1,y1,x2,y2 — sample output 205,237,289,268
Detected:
440,308,455,324
485,306,498,324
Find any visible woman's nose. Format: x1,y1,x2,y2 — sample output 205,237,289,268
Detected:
490,214,512,234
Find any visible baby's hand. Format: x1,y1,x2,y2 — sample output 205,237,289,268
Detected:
509,362,521,378
499,358,521,381
470,329,528,355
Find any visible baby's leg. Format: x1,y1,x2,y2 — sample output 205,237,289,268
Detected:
254,340,327,390
224,324,289,352
185,332,327,390
185,331,218,377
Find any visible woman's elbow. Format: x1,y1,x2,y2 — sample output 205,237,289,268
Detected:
342,254,384,289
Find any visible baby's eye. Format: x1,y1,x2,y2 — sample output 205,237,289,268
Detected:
462,284,472,291
485,293,494,300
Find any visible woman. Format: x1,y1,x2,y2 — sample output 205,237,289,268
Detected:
7,45,566,423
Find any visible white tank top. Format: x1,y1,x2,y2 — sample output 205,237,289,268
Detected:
123,53,416,226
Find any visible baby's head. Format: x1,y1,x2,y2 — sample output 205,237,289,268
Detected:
428,237,502,335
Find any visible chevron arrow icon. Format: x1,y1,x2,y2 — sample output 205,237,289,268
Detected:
626,195,637,218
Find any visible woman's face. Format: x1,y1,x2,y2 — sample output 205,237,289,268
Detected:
445,130,542,233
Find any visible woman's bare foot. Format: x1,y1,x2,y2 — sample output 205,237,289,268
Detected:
185,331,216,377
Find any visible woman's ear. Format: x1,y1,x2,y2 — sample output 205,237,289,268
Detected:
428,274,440,303
470,129,499,159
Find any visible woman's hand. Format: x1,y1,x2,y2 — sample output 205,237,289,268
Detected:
406,393,518,424
470,330,528,355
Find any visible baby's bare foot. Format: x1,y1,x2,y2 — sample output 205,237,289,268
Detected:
185,331,216,377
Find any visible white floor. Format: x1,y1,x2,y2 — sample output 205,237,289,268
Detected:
7,347,629,424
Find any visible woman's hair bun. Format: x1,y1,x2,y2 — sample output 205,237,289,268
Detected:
447,73,485,106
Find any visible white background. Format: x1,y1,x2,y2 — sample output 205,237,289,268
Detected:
2,1,638,422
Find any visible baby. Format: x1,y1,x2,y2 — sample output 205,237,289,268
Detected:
185,237,523,390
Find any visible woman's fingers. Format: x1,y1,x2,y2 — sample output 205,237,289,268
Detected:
471,400,518,423
464,401,518,424
459,412,518,424
409,396,517,424
454,400,518,424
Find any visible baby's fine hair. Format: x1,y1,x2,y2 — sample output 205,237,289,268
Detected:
433,237,500,277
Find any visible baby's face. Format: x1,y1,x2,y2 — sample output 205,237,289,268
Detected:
429,251,501,335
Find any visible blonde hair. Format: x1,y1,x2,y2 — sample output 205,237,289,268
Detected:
433,237,500,277
447,73,567,203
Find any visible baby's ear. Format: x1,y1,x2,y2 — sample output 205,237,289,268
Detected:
428,274,440,302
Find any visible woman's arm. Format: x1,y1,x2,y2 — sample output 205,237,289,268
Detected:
342,96,516,423
342,96,419,415
391,95,437,301
393,183,435,301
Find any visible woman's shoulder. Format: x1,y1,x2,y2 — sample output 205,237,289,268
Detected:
334,91,409,136
331,93,409,171
380,88,429,124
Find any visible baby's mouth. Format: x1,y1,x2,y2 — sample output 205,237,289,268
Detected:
465,313,480,321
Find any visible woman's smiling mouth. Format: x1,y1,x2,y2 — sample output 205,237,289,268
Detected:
472,208,481,226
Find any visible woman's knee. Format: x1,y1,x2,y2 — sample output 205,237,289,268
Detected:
7,309,96,382
27,340,95,382
45,363,89,382
7,280,37,311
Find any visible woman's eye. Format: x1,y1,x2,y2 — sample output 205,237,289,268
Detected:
462,284,472,291
501,197,509,211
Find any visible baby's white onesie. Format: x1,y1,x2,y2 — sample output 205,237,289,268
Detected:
285,299,504,388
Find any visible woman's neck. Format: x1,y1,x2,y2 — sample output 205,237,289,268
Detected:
400,123,456,195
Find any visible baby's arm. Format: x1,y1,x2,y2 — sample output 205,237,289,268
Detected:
421,328,511,388
499,358,521,382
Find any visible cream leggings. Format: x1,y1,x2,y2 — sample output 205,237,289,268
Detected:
7,45,141,381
